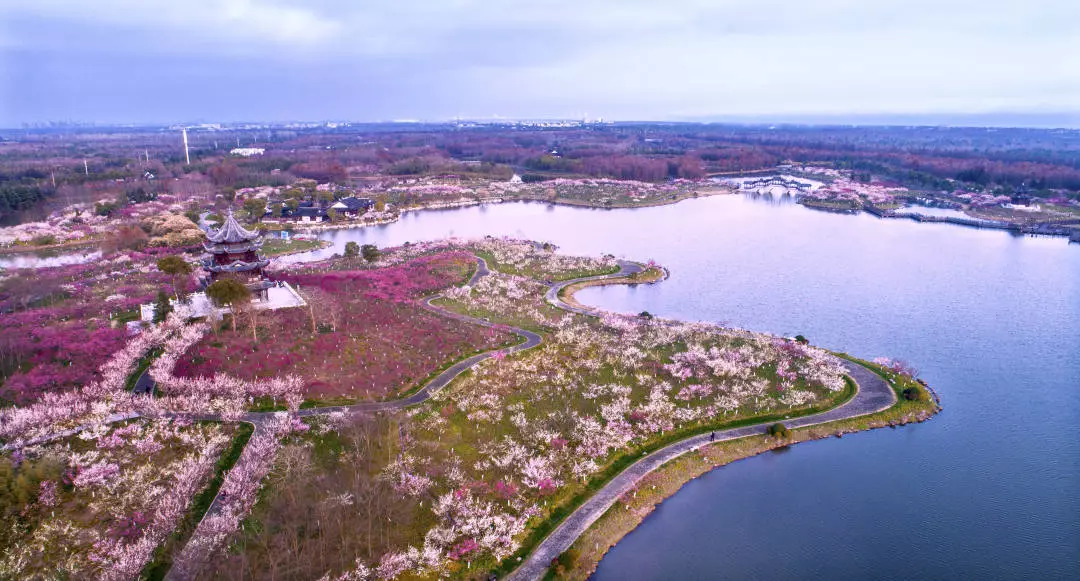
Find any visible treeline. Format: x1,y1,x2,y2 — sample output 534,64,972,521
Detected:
4,123,1080,226
0,167,55,222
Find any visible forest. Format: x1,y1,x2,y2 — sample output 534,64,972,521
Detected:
2,122,1079,225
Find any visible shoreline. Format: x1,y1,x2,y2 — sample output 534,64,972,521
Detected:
558,384,938,581
555,266,668,312
510,355,938,581
0,238,100,255
499,276,940,580
292,186,734,234
498,264,936,581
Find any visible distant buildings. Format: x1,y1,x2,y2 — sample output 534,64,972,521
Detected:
330,196,375,218
263,196,375,224
230,147,265,157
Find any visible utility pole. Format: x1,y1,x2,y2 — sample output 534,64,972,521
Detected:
182,125,191,163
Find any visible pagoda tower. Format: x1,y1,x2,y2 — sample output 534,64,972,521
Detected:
201,210,270,286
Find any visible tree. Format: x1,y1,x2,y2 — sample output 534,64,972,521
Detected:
95,201,119,217
156,255,193,299
326,207,339,222
361,244,379,262
205,279,251,333
101,225,149,253
243,198,267,222
208,162,239,187
374,197,387,212
152,291,173,323
550,548,580,578
344,241,360,257
767,423,791,438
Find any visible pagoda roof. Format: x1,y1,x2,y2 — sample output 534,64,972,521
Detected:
206,211,261,244
203,258,270,273
202,239,262,254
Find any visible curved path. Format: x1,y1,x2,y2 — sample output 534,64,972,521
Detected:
545,260,644,315
506,360,895,580
50,254,898,580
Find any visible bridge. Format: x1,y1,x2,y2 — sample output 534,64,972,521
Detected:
737,176,814,195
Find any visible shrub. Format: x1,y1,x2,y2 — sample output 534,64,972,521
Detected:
902,386,929,402
639,311,653,319
102,225,149,252
95,201,119,216
767,422,791,438
794,334,808,344
550,548,580,578
361,244,380,262
344,241,360,257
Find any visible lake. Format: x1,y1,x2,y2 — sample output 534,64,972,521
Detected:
293,195,1078,580
0,248,101,269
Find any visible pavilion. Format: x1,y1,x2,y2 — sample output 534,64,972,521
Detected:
201,210,272,296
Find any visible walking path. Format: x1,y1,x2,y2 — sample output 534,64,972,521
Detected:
15,254,900,579
544,260,643,315
506,360,895,580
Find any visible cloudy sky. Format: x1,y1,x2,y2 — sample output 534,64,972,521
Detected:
1,0,1078,125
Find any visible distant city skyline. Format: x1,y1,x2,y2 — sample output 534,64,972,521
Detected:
2,1,1078,127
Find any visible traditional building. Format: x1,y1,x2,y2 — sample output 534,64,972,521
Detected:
329,196,374,218
202,210,270,285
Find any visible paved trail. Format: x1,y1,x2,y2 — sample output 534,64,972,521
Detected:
75,255,896,580
505,361,895,580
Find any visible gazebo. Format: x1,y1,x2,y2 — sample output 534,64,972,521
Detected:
201,210,271,294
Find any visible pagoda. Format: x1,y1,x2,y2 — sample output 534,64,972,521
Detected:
201,210,270,287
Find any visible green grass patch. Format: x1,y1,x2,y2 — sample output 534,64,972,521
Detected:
114,308,142,324
124,346,164,392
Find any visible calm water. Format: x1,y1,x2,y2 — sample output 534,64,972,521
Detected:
0,248,100,269
297,195,1079,580
893,205,1000,222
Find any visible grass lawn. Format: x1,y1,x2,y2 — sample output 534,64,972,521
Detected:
260,237,327,257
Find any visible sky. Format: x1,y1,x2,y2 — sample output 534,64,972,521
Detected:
1,0,1079,126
